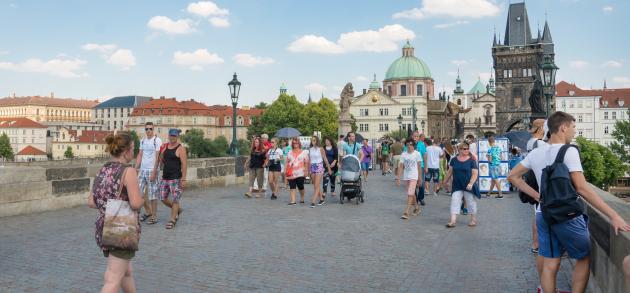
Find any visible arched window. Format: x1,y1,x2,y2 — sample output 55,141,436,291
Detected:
457,99,461,106
237,116,244,126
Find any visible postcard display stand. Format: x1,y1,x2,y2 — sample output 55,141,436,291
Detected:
476,138,510,192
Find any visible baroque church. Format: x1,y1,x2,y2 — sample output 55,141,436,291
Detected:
492,2,555,133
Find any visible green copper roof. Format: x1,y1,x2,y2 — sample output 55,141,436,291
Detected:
467,79,487,95
403,40,412,49
280,83,287,90
385,57,432,80
369,74,380,89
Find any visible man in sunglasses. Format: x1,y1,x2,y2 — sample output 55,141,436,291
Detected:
134,122,163,224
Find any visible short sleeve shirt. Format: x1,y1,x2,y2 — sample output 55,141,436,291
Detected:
140,136,163,171
449,157,479,194
520,143,583,212
342,142,361,157
286,150,309,179
488,145,502,166
401,150,422,180
425,145,444,169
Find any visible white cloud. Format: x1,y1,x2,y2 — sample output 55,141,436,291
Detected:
305,83,326,95
147,16,195,35
288,24,415,54
569,60,589,69
602,60,622,68
187,1,229,17
172,49,224,70
0,50,8,55
602,5,614,13
394,0,500,20
81,43,117,55
434,20,469,29
450,60,469,66
355,75,368,82
107,49,136,70
233,53,274,67
209,17,230,28
0,57,87,78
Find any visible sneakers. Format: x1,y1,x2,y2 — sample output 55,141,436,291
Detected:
496,194,504,199
530,247,539,254
309,203,316,208
318,200,326,206
461,208,468,215
420,200,426,206
288,202,297,206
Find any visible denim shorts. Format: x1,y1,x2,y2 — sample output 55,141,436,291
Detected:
425,168,440,183
361,162,370,171
536,213,590,259
489,165,501,179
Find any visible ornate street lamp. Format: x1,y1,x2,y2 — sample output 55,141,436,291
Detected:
397,114,403,137
412,99,418,131
538,55,559,117
228,73,241,156
421,120,425,133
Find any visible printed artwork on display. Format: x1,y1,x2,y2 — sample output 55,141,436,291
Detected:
477,138,510,192
479,162,490,177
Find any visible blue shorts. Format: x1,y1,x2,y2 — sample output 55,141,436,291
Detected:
536,213,590,259
489,165,500,179
425,168,439,183
361,162,370,171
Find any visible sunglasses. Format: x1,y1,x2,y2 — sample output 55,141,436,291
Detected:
145,128,153,131
459,148,469,150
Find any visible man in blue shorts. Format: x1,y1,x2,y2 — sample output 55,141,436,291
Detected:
509,111,630,293
486,136,503,198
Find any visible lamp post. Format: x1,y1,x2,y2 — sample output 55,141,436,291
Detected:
228,73,241,156
421,120,425,134
538,55,559,118
397,114,403,139
411,99,417,131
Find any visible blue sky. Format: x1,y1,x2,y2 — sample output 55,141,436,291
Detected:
0,0,628,106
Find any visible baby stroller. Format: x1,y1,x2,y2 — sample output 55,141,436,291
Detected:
339,155,364,204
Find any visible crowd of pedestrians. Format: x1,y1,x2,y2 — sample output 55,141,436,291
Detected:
86,112,630,293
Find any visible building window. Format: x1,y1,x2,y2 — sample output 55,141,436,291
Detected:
387,85,392,95
77,145,80,150
612,112,617,120
402,108,406,116
457,99,461,106
578,130,583,136
416,84,423,97
578,101,583,108
604,112,608,120
400,85,407,96
604,126,609,134
578,115,583,123
167,118,173,124
360,109,369,116
378,124,389,132
87,145,91,150
522,69,527,77
528,68,532,76
193,117,197,124
379,108,389,116
114,121,117,128
503,70,507,78
359,123,369,132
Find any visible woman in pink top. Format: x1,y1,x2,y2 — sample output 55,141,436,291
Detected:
286,138,310,205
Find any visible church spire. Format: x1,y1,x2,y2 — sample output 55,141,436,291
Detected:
542,20,553,43
492,26,497,47
454,68,464,94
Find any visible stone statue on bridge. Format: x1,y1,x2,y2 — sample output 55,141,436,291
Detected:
339,82,354,136
529,75,545,115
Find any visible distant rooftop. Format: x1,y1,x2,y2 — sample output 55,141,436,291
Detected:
94,95,152,109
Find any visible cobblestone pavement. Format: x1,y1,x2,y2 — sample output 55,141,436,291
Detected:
1,173,574,292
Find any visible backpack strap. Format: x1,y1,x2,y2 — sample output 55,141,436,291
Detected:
554,144,578,164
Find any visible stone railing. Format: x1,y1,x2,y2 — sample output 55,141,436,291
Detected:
569,185,630,292
0,156,247,218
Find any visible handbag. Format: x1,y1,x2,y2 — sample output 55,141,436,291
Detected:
102,168,139,251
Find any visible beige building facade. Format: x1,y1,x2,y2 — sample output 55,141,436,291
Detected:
51,128,111,160
0,95,98,123
0,118,48,160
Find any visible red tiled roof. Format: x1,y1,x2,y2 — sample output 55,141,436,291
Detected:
0,96,99,108
0,117,47,128
74,130,112,144
556,81,630,108
16,145,47,156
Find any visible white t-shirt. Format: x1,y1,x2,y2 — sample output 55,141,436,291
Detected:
267,148,283,161
400,150,423,180
520,143,583,212
140,136,163,171
425,145,444,169
526,137,547,153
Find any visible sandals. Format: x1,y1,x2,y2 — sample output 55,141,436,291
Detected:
401,213,409,220
139,213,152,222
412,206,420,216
446,222,456,228
468,221,477,227
244,192,252,198
147,217,158,225
166,220,176,229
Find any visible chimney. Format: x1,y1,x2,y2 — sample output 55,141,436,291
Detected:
51,92,54,98
160,96,165,100
190,98,195,102
363,89,367,94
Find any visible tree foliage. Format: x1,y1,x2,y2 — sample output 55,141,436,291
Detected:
610,110,630,165
238,139,251,156
64,146,74,159
129,130,141,156
0,133,14,160
576,137,626,190
181,129,232,158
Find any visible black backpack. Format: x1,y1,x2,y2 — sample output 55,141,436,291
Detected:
540,144,585,225
519,140,541,205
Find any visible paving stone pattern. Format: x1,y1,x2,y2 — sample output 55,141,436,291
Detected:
0,174,574,292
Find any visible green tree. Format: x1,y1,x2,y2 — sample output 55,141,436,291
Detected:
576,137,606,189
260,94,305,135
129,130,141,156
254,102,269,109
238,138,251,156
0,133,14,161
596,143,627,190
209,136,230,157
610,110,630,165
64,146,74,159
181,129,211,158
247,115,265,138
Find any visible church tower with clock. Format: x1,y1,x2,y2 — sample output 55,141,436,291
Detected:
492,2,555,133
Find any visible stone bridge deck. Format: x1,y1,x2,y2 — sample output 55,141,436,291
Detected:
0,174,573,292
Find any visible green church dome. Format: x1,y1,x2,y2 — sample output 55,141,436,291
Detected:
385,41,432,80
468,79,487,95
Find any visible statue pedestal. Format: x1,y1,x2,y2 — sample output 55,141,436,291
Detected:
339,113,352,137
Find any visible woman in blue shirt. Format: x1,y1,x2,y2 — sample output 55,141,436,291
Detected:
441,142,480,228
